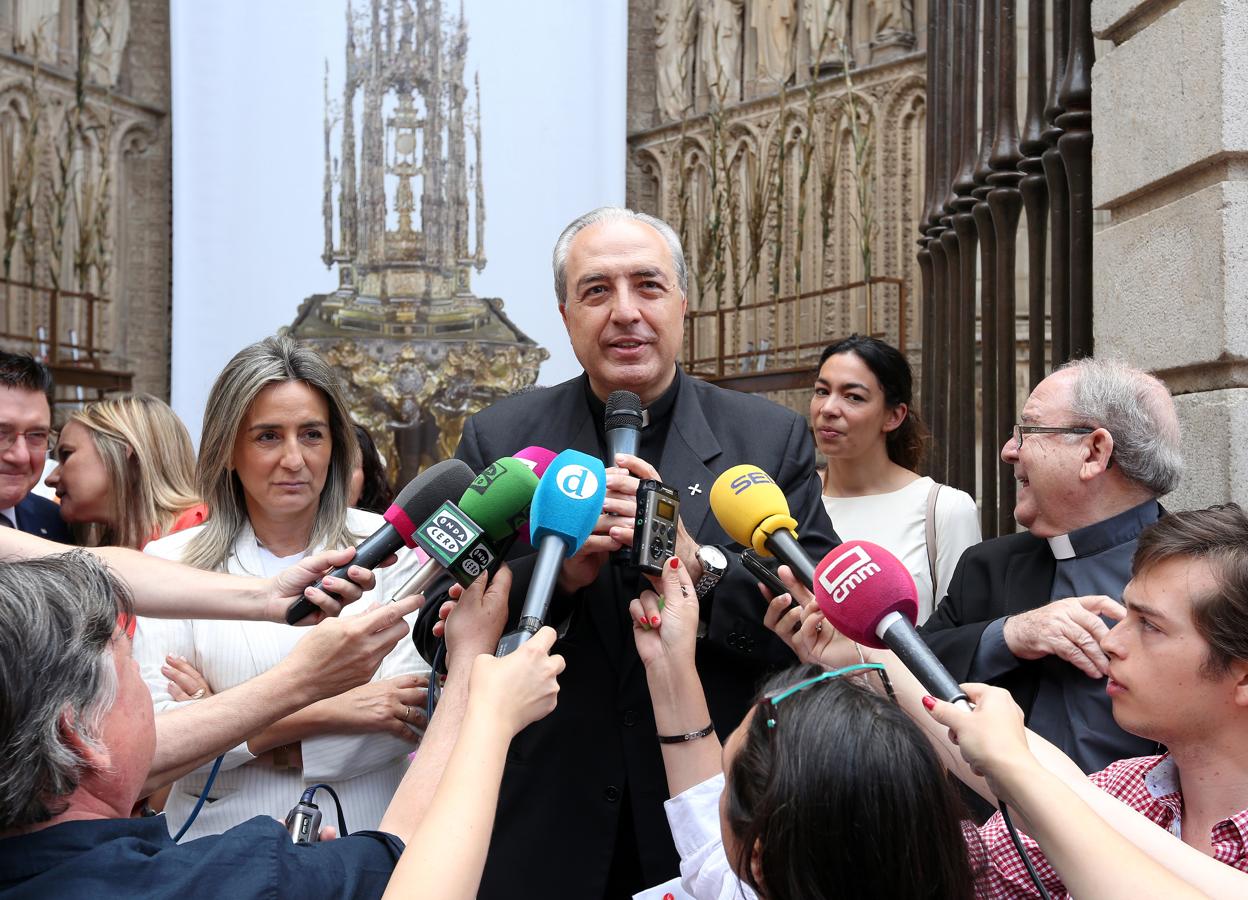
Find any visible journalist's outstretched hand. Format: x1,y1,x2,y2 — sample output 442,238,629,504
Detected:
0,526,378,623
382,566,564,900
146,593,421,793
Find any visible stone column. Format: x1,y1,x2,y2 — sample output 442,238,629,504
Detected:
1091,0,1247,509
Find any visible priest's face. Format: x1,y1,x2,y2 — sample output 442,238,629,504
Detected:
559,218,687,406
1000,369,1094,537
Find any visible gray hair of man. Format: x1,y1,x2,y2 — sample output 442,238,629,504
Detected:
0,551,135,830
551,207,689,307
1058,356,1184,496
182,335,362,572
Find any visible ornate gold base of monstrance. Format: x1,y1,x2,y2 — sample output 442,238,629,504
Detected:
286,290,547,485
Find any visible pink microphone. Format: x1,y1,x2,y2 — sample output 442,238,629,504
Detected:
813,541,968,707
510,447,557,545
514,446,557,478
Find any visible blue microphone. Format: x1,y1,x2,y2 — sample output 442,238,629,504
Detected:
495,449,606,655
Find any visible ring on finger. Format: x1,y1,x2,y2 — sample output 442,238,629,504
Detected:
403,705,413,724
815,621,823,633
190,688,205,700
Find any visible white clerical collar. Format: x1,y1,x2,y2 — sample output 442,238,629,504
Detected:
1047,534,1076,560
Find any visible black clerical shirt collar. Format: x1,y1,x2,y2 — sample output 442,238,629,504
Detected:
583,368,682,433
1046,499,1161,561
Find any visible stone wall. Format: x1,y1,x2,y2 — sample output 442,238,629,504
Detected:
0,0,171,402
1091,0,1247,509
626,1,925,381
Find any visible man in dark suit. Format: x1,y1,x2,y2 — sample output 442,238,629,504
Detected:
415,207,838,898
0,352,70,542
921,358,1182,775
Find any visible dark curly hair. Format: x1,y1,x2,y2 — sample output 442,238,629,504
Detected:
818,335,930,472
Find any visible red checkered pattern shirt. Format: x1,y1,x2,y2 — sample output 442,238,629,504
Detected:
968,754,1248,899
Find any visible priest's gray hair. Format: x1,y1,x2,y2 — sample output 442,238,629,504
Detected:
0,552,135,830
552,207,688,306
1060,357,1183,496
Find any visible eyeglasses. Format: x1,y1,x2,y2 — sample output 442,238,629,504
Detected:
760,663,895,728
1011,424,1095,451
0,426,52,454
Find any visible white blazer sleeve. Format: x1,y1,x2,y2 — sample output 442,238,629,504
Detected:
132,615,257,774
663,774,759,900
932,487,982,606
299,544,430,781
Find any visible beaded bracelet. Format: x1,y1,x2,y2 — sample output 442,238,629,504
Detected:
656,723,715,744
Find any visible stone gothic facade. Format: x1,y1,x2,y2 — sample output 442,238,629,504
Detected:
626,0,924,408
0,0,170,400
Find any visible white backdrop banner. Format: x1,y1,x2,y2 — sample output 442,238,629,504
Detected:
170,0,626,444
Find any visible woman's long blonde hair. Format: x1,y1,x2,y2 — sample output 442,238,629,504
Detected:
66,394,201,549
182,336,361,572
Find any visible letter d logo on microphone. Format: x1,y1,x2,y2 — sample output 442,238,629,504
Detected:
557,464,599,500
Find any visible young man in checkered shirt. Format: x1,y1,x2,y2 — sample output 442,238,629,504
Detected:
770,503,1248,898
961,503,1248,897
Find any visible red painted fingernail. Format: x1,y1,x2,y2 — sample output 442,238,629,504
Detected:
669,557,680,569
650,615,661,627
638,617,648,627
921,695,936,711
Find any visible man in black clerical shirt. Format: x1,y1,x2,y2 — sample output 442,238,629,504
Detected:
414,207,838,898
921,357,1183,774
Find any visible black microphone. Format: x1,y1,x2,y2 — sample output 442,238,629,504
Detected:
284,459,476,625
605,390,643,566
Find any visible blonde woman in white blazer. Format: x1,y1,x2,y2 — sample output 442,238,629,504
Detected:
133,337,430,840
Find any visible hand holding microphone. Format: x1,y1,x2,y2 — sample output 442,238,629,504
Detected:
924,683,1031,787
629,557,701,670
284,459,476,624
812,540,968,708
605,391,642,568
710,464,819,589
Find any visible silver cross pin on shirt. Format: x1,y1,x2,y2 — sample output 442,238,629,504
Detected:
688,483,703,496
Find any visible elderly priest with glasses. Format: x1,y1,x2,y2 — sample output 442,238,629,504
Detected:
920,357,1183,775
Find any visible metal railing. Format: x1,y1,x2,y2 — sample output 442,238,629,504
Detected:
919,0,1094,537
0,277,132,395
684,276,908,392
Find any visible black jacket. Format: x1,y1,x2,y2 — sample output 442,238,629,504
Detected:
414,370,838,898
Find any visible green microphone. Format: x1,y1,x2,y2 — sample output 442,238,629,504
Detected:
390,457,541,599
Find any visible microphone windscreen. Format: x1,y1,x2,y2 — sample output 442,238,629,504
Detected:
605,390,643,430
514,446,557,478
383,458,476,547
529,449,607,556
457,457,540,543
709,464,798,555
812,541,919,648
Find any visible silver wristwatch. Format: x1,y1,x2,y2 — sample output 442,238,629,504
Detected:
693,544,729,600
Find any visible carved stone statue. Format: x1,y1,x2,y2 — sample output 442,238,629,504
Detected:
858,0,916,61
87,0,131,87
802,0,846,70
14,0,59,62
697,0,743,105
750,0,796,86
655,0,696,121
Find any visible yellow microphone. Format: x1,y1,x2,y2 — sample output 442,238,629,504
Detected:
710,465,814,588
